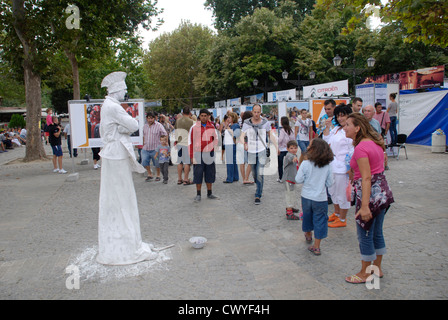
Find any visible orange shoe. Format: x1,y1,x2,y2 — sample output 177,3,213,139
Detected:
328,212,339,222
328,218,346,228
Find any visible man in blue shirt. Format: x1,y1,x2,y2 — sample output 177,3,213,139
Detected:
362,105,382,134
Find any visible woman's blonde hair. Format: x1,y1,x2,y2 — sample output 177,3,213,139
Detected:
228,112,238,124
347,113,385,151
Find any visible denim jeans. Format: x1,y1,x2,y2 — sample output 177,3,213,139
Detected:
141,149,159,168
248,150,267,199
301,197,328,240
389,116,397,145
277,151,287,180
225,144,239,182
356,209,387,261
297,140,309,154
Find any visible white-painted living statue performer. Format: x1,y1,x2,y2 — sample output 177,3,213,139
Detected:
96,71,158,265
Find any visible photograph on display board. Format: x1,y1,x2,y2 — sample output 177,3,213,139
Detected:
362,65,445,90
262,104,278,127
280,101,309,128
243,93,264,105
311,99,350,124
68,99,144,149
286,101,309,115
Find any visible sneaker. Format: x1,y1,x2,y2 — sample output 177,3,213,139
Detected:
53,169,60,173
207,194,219,200
194,195,201,203
328,212,338,222
163,180,168,184
93,164,98,170
59,169,67,174
328,218,346,228
254,197,261,205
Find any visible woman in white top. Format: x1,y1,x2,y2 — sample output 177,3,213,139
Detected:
295,109,313,166
323,104,354,228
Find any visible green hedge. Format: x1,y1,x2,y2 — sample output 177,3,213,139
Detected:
9,114,26,128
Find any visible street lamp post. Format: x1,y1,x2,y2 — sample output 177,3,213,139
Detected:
333,55,376,95
252,78,279,102
282,70,316,100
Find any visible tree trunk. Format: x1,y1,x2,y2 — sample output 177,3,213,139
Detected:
12,0,46,162
23,60,47,161
65,50,80,100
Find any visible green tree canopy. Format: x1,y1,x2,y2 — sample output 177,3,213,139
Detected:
142,21,215,111
198,5,300,100
317,0,448,48
205,0,315,31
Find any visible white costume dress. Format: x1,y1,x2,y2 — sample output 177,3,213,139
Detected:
96,95,158,265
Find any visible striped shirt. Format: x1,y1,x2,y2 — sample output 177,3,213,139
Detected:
143,121,167,151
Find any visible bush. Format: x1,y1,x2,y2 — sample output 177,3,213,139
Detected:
9,113,26,129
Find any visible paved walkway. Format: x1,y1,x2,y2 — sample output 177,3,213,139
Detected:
0,142,447,300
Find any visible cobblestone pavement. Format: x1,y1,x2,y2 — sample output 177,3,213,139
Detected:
0,142,447,300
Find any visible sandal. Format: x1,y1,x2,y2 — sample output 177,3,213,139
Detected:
145,176,153,182
308,246,321,255
177,180,183,185
183,179,193,185
345,274,366,284
155,177,161,181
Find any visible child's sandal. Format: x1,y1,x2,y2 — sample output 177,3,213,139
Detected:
308,246,321,256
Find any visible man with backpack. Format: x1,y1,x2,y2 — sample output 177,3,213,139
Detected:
239,104,277,205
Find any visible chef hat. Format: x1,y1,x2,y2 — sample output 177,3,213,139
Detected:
101,71,127,93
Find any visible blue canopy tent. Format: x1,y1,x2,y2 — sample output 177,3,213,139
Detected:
399,88,448,146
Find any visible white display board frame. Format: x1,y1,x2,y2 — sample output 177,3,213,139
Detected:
67,99,144,149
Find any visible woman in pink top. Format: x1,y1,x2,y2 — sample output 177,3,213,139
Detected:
343,113,394,284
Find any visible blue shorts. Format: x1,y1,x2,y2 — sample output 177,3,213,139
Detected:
51,145,63,157
141,149,159,168
192,151,216,184
301,197,328,240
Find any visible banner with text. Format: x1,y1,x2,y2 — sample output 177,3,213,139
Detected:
303,80,349,99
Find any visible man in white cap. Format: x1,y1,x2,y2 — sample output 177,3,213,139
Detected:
96,71,158,265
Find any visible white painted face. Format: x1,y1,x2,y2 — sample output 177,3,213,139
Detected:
109,88,127,101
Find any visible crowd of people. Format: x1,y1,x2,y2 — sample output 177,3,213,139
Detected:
0,127,27,152
134,99,395,283
2,95,397,282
